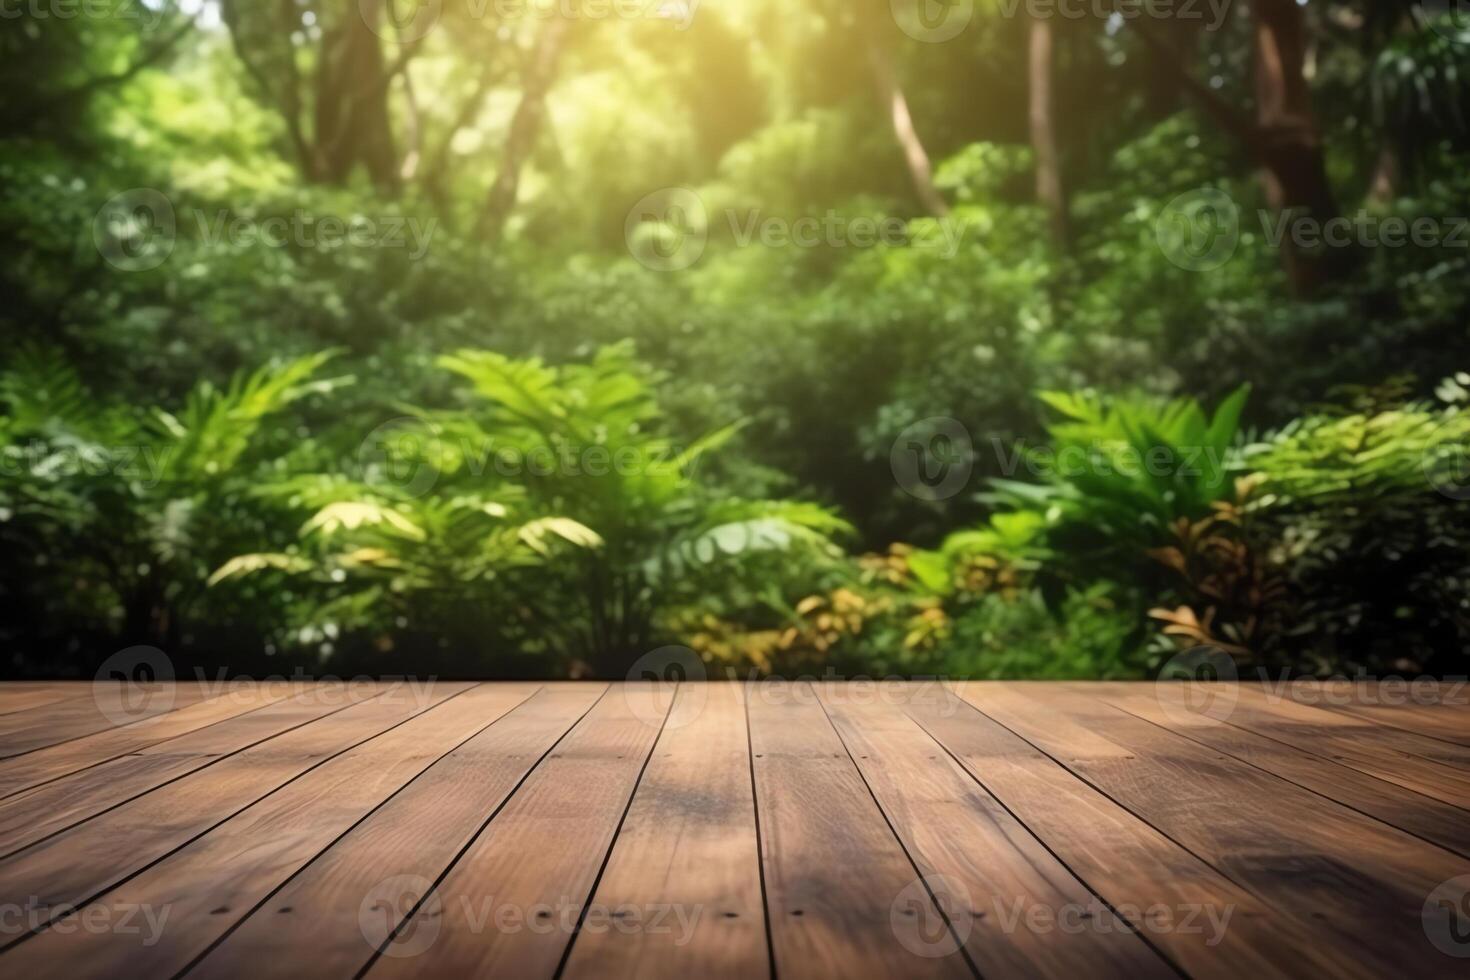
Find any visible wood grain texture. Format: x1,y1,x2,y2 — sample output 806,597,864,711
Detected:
0,680,470,948
0,684,94,717
0,682,294,798
747,682,973,980
188,683,607,980
0,680,1463,978
1261,679,1470,747
362,681,673,979
912,685,1359,980
1224,684,1470,807
820,686,1172,980
561,682,768,980
0,684,537,980
959,682,1470,978
0,682,209,758
1096,682,1470,856
0,682,386,855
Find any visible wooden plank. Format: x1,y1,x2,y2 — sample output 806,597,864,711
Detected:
186,683,607,980
561,683,768,980
820,686,1172,980
0,684,93,717
0,682,386,856
361,682,674,979
0,682,295,798
746,682,973,980
1223,685,1470,808
1246,678,1470,748
959,682,1470,978
0,684,539,979
1095,682,1470,857
911,686,1353,980
0,680,471,947
0,682,208,758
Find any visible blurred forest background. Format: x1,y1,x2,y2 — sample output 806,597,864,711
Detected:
3,0,1469,679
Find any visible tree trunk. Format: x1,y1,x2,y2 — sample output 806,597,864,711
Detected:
864,33,949,218
1252,0,1339,294
1028,18,1068,248
1366,144,1399,207
310,0,399,191
478,19,571,241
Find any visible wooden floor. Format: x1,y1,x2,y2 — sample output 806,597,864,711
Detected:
0,680,1467,979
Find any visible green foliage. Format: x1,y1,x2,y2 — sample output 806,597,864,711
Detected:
207,347,850,674
3,0,1468,678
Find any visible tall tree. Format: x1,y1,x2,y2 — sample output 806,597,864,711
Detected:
1133,1,1342,293
477,18,573,241
863,23,950,218
220,0,417,192
1028,17,1068,248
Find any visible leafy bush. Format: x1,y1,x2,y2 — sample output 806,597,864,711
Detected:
211,345,850,675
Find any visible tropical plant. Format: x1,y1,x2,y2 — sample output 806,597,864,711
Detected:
0,347,343,651
212,345,851,674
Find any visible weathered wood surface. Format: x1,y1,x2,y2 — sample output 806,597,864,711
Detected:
0,679,1465,978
